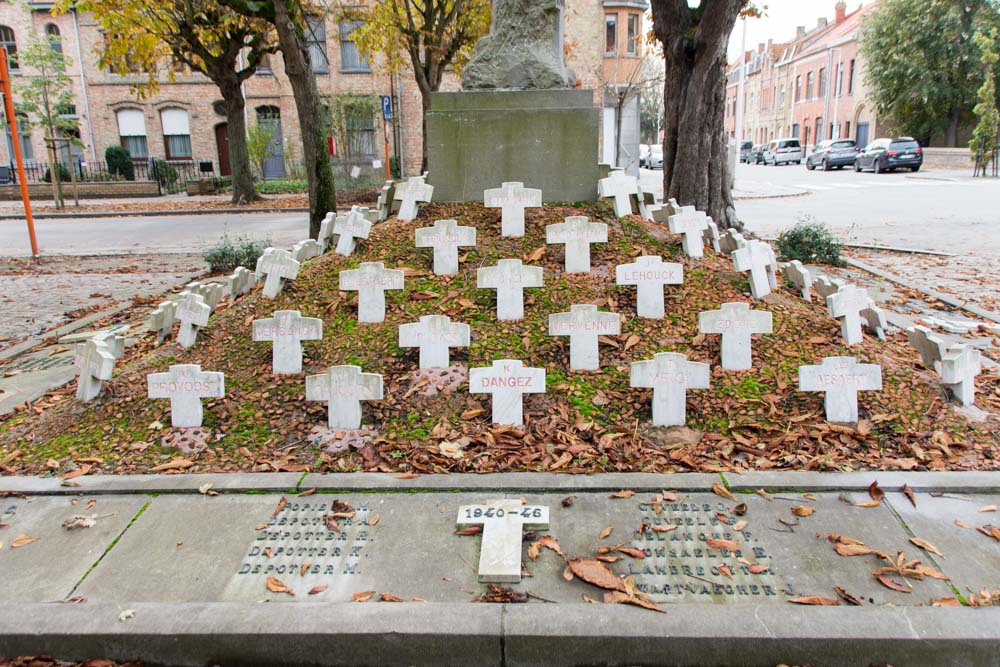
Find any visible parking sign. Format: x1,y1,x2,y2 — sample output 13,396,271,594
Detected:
381,95,393,121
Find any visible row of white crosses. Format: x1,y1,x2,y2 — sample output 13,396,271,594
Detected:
907,326,983,407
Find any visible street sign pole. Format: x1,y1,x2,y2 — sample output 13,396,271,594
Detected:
381,95,393,180
0,48,39,257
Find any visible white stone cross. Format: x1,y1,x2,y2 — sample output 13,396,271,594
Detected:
764,244,779,290
862,303,888,341
257,248,301,299
477,259,544,321
615,255,684,319
783,260,814,301
940,345,981,406
732,240,773,299
548,304,620,371
147,301,177,345
415,219,477,275
90,329,126,360
318,212,340,252
469,360,546,426
719,230,747,254
377,180,397,221
175,292,211,349
484,181,542,237
339,262,405,323
185,281,226,311
630,352,710,427
456,499,550,583
74,339,117,402
698,302,773,371
906,325,947,370
394,176,434,221
545,216,608,273
398,315,471,369
333,207,374,256
668,208,710,258
292,239,323,263
703,219,721,253
253,310,323,374
598,169,639,217
813,275,845,300
227,267,255,299
305,365,384,429
799,356,882,424
826,284,871,346
147,364,225,429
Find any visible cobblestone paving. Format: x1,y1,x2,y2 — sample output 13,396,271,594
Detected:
0,254,204,350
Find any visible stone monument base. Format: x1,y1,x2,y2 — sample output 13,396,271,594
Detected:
426,89,599,203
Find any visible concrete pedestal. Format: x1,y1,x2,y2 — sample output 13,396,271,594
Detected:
426,90,600,203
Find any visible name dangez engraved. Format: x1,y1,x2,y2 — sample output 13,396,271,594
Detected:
237,500,374,577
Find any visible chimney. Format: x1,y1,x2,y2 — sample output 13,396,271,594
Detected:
758,42,765,54
796,25,806,39
835,1,847,24
817,18,828,29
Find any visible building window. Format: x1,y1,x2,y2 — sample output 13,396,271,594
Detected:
627,14,639,55
338,20,369,73
605,14,617,55
780,85,785,108
794,76,801,102
792,123,800,138
160,108,192,160
0,25,17,70
815,117,823,143
818,67,827,97
345,106,375,159
844,121,851,138
848,59,856,94
806,71,814,99
307,16,328,74
117,109,148,159
4,112,32,163
46,24,62,55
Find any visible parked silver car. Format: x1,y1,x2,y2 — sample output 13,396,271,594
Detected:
647,144,663,170
763,138,803,166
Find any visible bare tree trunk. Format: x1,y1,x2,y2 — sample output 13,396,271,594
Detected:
215,71,261,206
946,107,961,148
615,94,624,168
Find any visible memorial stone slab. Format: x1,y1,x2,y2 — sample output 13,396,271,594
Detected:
906,325,947,370
668,208,710,258
615,255,684,319
292,239,324,263
456,499,549,583
732,240,773,299
394,176,434,221
813,275,846,300
940,345,981,406
253,310,323,374
175,292,211,349
783,260,814,301
339,262,405,323
147,364,225,428
415,219,477,275
305,365,384,429
469,359,546,426
548,304,620,370
74,339,116,402
399,315,471,369
630,352,710,426
718,230,747,254
598,169,639,217
698,302,773,371
257,248,301,299
545,216,608,273
333,207,374,257
484,182,543,237
826,284,871,346
477,259,544,321
799,356,882,424
703,218,721,253
377,180,397,221
147,300,177,345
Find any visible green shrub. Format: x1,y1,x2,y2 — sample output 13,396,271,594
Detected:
776,220,844,266
203,234,271,273
105,145,135,181
150,158,178,186
42,163,72,183
256,178,308,194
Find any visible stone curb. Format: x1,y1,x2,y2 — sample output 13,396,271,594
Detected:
0,603,996,667
3,471,999,496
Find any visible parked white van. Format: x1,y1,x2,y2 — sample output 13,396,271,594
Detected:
763,138,804,166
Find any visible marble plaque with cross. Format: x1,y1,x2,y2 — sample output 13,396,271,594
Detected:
826,284,871,346
631,352,711,427
469,360,546,426
415,219,477,275
545,216,608,273
477,259,544,321
147,301,177,345
147,364,225,429
615,255,684,319
333,207,374,257
668,208,710,258
456,499,550,583
253,310,323,374
339,262,405,323
548,304,620,371
799,356,882,424
484,182,542,237
74,339,117,402
394,176,434,221
940,345,981,407
398,315,471,369
598,169,639,217
732,240,773,299
782,260,814,301
175,291,211,349
305,365,384,430
698,302,773,371
257,248,301,299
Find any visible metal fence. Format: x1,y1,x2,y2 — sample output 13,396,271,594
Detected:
4,159,212,195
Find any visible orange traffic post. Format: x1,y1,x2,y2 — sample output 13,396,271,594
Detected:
383,116,392,181
0,47,39,258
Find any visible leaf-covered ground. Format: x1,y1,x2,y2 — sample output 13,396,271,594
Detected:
1,202,997,477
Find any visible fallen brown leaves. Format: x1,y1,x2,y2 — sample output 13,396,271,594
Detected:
788,595,840,606
473,584,528,603
265,576,294,596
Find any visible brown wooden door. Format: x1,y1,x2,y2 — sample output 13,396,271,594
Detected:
215,123,231,176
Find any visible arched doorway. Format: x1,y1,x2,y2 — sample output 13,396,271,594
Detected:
215,123,231,177
854,105,870,148
255,105,284,180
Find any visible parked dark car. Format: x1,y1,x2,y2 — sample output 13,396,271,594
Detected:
806,139,859,171
752,144,766,164
855,137,923,173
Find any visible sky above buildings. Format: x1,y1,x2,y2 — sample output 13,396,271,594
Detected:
726,0,877,60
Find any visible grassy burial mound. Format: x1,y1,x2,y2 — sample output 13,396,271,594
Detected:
1,202,996,476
